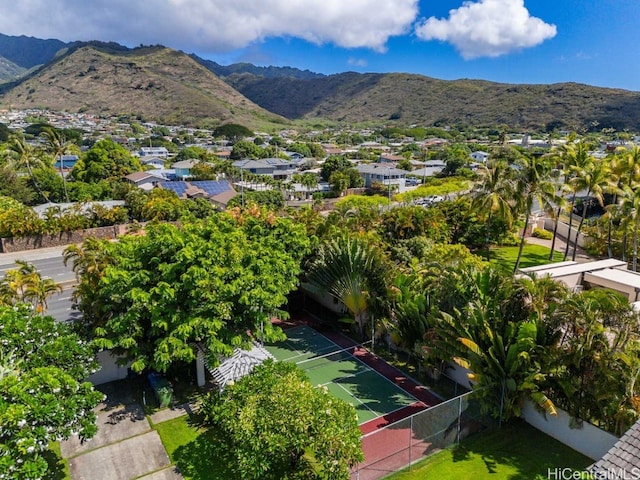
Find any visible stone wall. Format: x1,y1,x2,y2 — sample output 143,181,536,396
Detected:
0,224,130,253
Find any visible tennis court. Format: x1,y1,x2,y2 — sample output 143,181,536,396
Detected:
266,325,423,424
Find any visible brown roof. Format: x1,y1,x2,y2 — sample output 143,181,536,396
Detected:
125,171,158,183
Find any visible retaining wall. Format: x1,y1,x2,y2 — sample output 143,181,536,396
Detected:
0,224,131,253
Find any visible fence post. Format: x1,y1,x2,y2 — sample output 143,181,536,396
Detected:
457,395,462,443
409,415,413,470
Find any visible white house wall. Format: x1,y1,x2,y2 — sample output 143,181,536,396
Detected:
87,350,131,385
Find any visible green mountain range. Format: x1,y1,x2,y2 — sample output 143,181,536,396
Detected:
1,34,639,131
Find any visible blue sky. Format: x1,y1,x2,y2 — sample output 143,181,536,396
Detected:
0,0,638,91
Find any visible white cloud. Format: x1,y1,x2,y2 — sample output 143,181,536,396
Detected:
347,58,368,68
0,0,418,53
415,0,557,59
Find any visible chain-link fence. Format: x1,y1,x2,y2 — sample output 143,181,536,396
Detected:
350,388,487,480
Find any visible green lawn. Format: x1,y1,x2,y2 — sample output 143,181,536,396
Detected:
156,416,593,480
386,420,592,480
44,442,71,480
490,244,565,271
155,416,237,480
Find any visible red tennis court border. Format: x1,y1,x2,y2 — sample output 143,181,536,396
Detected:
273,315,443,433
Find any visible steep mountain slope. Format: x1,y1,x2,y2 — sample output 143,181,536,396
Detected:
193,55,324,80
0,45,286,127
0,33,68,68
225,72,640,130
0,55,25,83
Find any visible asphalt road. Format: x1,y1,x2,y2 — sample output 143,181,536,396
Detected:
0,246,80,322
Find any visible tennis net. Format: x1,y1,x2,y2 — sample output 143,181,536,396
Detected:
294,341,372,372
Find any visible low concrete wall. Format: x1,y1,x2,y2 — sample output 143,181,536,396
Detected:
521,400,618,460
87,350,132,386
0,224,130,253
544,218,586,248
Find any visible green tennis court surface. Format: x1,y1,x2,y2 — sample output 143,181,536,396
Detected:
265,325,420,424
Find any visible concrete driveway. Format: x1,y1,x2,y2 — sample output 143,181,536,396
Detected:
61,383,183,480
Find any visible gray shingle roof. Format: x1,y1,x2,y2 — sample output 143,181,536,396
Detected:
591,420,640,478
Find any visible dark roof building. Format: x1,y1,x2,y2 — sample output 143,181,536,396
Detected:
158,180,237,208
590,420,640,478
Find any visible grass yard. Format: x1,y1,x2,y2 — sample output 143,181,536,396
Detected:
490,244,564,271
386,420,592,480
44,442,71,480
156,417,592,480
155,416,237,480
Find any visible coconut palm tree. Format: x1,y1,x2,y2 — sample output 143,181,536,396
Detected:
553,139,594,260
469,159,515,261
568,158,615,261
512,153,559,273
3,133,51,204
619,183,640,270
613,145,640,259
41,126,77,203
0,260,62,313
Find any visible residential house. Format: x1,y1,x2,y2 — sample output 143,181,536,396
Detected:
139,156,166,170
590,419,640,478
158,180,237,209
233,158,300,181
470,151,489,163
355,164,409,191
54,154,79,170
139,146,169,158
411,160,446,179
171,160,199,180
124,171,166,190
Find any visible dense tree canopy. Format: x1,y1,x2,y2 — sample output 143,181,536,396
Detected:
71,207,311,372
71,138,142,183
202,361,362,480
0,305,103,480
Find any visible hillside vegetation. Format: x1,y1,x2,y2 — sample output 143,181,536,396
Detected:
0,45,287,128
224,71,640,130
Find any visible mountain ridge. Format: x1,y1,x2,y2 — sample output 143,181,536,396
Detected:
0,43,286,128
1,33,639,131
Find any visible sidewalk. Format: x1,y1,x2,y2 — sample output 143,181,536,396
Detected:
60,382,198,480
526,235,593,263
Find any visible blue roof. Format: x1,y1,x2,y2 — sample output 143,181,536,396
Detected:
159,181,231,198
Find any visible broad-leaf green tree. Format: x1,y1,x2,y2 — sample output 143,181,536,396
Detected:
71,208,310,372
0,305,103,480
201,361,363,480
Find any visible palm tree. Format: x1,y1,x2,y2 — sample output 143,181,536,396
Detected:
63,238,115,329
0,260,62,313
619,183,640,270
553,139,593,260
3,134,51,204
568,158,615,261
469,159,515,261
613,145,640,259
436,299,556,424
512,153,558,273
41,126,76,203
306,236,388,337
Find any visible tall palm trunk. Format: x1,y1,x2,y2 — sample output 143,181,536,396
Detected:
549,206,561,261
58,154,70,203
606,192,618,258
572,191,591,261
514,205,531,273
633,217,639,272
485,210,493,261
26,161,51,204
563,192,577,260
